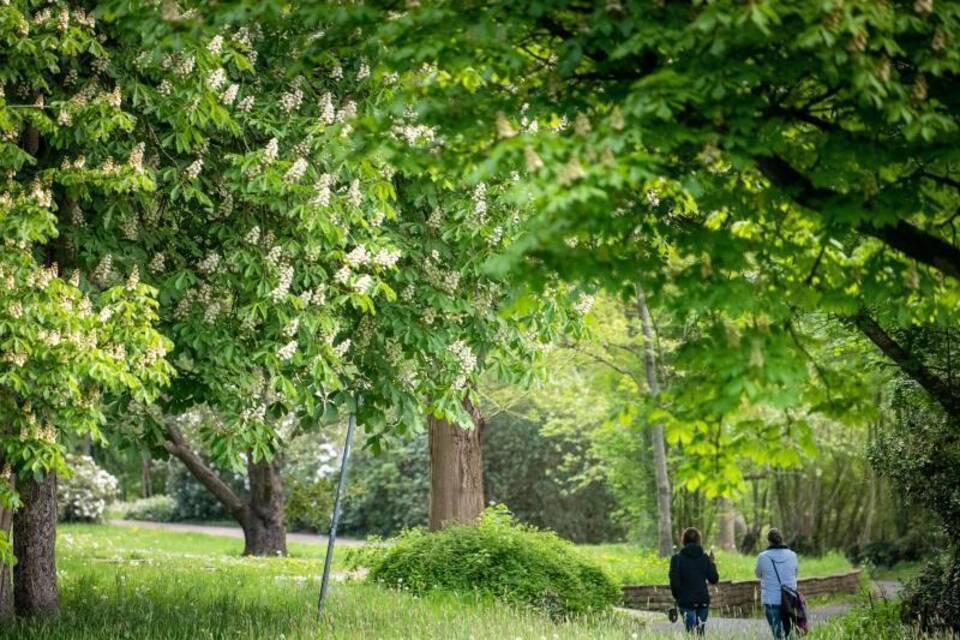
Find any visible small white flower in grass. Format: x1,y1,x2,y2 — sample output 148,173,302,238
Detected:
277,340,297,361
221,84,239,106
284,158,308,183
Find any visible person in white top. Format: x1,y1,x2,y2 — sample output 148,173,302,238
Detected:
754,528,799,639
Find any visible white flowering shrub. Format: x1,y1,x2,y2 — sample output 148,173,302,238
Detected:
57,455,120,523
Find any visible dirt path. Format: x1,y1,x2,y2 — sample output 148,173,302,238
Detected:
110,519,365,547
627,581,901,638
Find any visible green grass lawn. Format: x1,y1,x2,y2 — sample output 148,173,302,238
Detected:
577,543,854,585
3,525,935,639
0,524,643,640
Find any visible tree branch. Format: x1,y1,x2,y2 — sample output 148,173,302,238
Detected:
163,423,246,517
756,155,960,281
853,310,960,418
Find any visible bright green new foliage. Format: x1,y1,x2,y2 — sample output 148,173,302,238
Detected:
0,0,174,564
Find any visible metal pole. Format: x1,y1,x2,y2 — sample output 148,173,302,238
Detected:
317,399,358,620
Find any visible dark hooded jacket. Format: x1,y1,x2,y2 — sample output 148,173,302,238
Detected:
669,543,720,608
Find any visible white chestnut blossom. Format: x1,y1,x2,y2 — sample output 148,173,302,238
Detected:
448,340,477,373
373,248,401,269
128,142,145,170
184,158,204,180
284,158,308,182
573,294,595,315
277,340,298,361
197,251,221,275
208,35,224,54
263,137,278,164
319,92,336,125
347,179,362,207
271,265,294,302
244,226,261,244
357,62,370,81
472,183,487,219
313,173,333,206
345,245,371,267
148,252,166,274
237,95,255,112
207,67,227,91
353,275,374,295
221,84,239,106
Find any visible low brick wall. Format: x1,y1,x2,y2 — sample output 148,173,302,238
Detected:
622,570,861,617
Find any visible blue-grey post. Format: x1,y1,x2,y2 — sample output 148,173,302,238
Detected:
317,403,358,619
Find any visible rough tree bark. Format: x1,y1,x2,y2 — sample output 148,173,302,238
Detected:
13,472,58,618
164,423,286,556
638,287,675,558
428,398,485,531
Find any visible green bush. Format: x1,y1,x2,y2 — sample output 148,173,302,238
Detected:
118,495,177,522
810,599,915,639
365,507,622,617
285,477,333,533
900,553,960,634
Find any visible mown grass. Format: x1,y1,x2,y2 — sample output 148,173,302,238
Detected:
578,543,854,585
0,524,643,640
2,525,945,639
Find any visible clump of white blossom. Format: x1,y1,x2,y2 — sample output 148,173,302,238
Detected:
57,455,119,523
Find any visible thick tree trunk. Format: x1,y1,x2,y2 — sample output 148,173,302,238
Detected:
243,457,286,557
638,288,674,557
716,498,737,552
13,472,58,618
428,399,485,531
164,423,286,557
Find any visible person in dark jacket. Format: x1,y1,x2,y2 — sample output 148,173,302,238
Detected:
669,527,720,636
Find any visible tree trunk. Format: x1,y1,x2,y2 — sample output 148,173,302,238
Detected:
164,422,286,557
13,472,58,618
428,399,485,531
243,457,287,557
716,498,737,552
638,287,674,557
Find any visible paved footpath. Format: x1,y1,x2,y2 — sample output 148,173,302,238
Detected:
110,519,365,547
624,581,902,638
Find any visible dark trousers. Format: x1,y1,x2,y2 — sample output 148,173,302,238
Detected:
680,605,709,636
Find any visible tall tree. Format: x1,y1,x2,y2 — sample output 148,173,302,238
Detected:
637,288,673,557
1,1,173,617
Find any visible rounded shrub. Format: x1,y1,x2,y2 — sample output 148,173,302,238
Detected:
900,553,960,634
57,454,120,523
366,507,621,617
118,495,177,522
